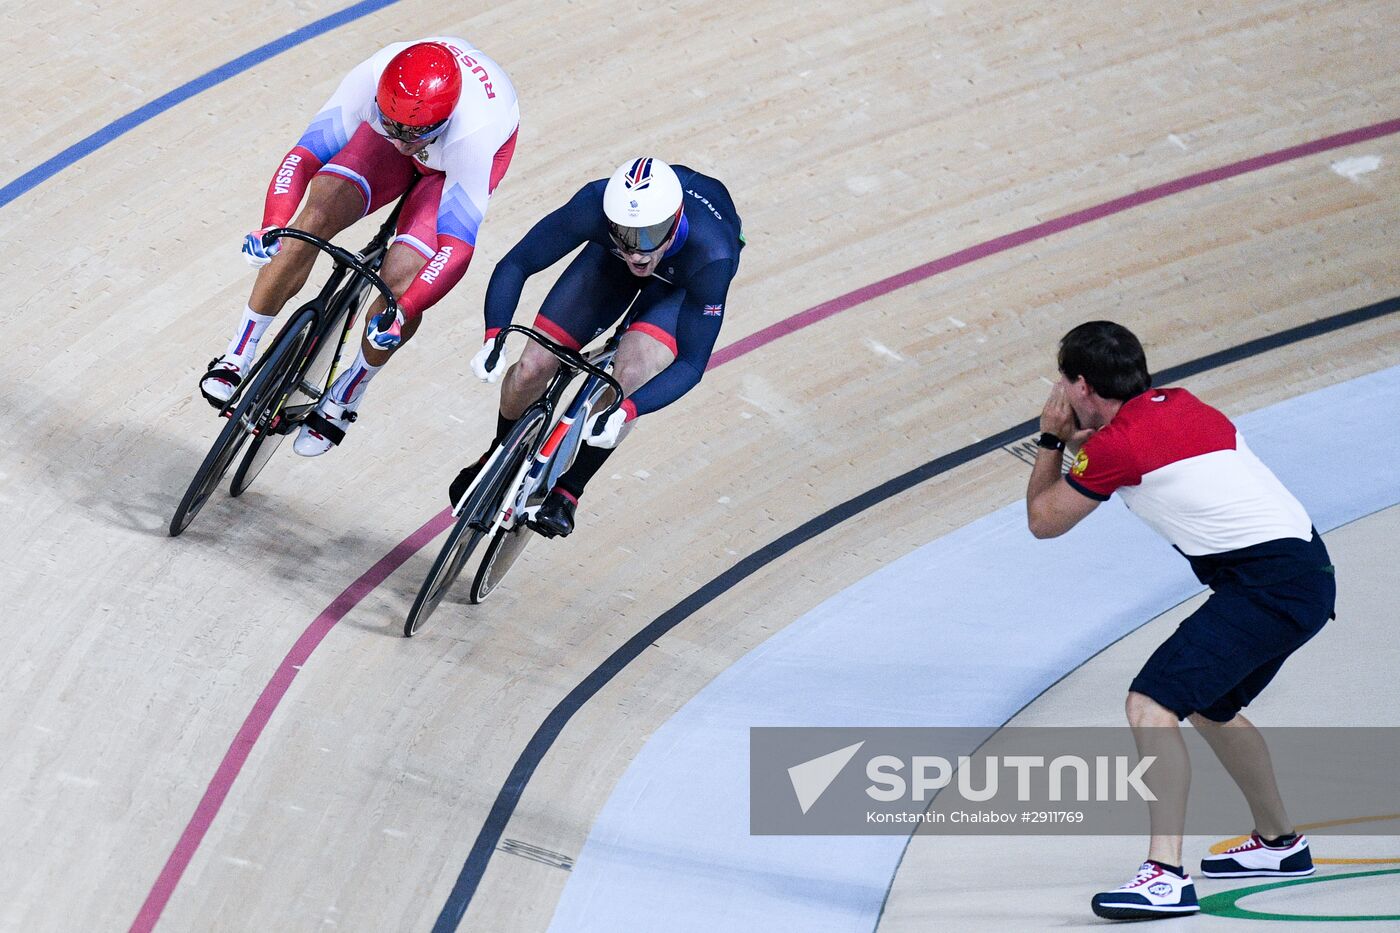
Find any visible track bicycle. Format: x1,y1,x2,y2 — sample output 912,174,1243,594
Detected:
168,196,408,537
403,321,626,636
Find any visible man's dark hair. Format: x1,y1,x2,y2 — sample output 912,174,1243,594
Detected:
1058,321,1151,401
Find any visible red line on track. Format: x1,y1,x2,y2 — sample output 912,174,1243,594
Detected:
708,117,1400,369
129,510,454,932
134,115,1400,929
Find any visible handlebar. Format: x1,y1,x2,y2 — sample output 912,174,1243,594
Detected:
487,324,625,422
263,228,400,317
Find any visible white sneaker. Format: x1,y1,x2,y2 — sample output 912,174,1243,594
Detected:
1201,832,1314,878
1091,861,1199,921
293,396,360,457
199,353,252,407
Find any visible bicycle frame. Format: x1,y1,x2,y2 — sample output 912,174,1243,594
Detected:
404,305,636,623
172,192,411,536
456,323,627,533
249,213,404,431
506,347,619,528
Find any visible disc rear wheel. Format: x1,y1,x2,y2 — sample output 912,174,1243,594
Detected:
469,524,535,604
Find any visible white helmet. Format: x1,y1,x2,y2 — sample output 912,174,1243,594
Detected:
603,157,684,253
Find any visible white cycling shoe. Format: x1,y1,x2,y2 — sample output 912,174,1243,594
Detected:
199,353,252,407
293,395,361,457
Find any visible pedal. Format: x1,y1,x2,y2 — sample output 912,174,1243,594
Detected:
521,505,562,538
507,505,550,536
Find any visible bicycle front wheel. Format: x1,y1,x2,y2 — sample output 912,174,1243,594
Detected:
403,512,488,637
403,408,547,636
169,309,313,536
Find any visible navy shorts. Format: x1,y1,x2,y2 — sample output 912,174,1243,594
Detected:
1129,565,1336,721
531,243,681,355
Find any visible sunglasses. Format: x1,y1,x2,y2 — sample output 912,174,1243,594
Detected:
376,109,447,144
607,210,682,256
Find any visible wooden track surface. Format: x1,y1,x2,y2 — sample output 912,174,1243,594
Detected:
2,1,1397,929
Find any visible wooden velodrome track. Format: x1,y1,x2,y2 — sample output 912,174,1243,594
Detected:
4,1,1399,930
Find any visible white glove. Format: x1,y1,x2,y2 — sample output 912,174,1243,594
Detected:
584,407,629,448
241,227,280,267
471,340,506,383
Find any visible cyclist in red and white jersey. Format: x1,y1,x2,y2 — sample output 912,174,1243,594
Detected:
198,38,519,456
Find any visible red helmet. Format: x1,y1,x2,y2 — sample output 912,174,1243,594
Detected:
376,43,462,130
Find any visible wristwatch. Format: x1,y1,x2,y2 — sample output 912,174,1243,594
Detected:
1036,432,1065,451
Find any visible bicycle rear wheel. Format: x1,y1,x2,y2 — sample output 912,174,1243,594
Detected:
227,415,289,498
469,524,535,604
169,309,313,536
403,409,547,636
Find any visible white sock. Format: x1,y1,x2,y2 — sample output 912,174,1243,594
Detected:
329,348,383,406
225,305,275,360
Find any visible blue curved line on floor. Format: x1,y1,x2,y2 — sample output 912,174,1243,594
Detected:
546,360,1400,931
0,0,402,211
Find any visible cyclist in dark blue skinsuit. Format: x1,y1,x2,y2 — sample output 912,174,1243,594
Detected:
451,157,744,536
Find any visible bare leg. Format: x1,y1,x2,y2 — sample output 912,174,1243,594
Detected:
248,176,366,317
448,337,563,502
204,177,372,405
549,328,675,496
601,329,677,438
358,242,430,367
1127,691,1190,867
312,242,430,419
1188,711,1293,838
499,326,676,422
498,340,564,420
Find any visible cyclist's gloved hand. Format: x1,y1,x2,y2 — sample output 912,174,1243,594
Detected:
584,407,628,449
241,227,280,267
367,308,405,350
471,340,506,384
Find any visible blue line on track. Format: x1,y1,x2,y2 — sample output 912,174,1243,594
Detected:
0,0,402,211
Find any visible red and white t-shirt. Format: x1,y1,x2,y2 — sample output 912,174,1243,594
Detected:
1066,388,1312,558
